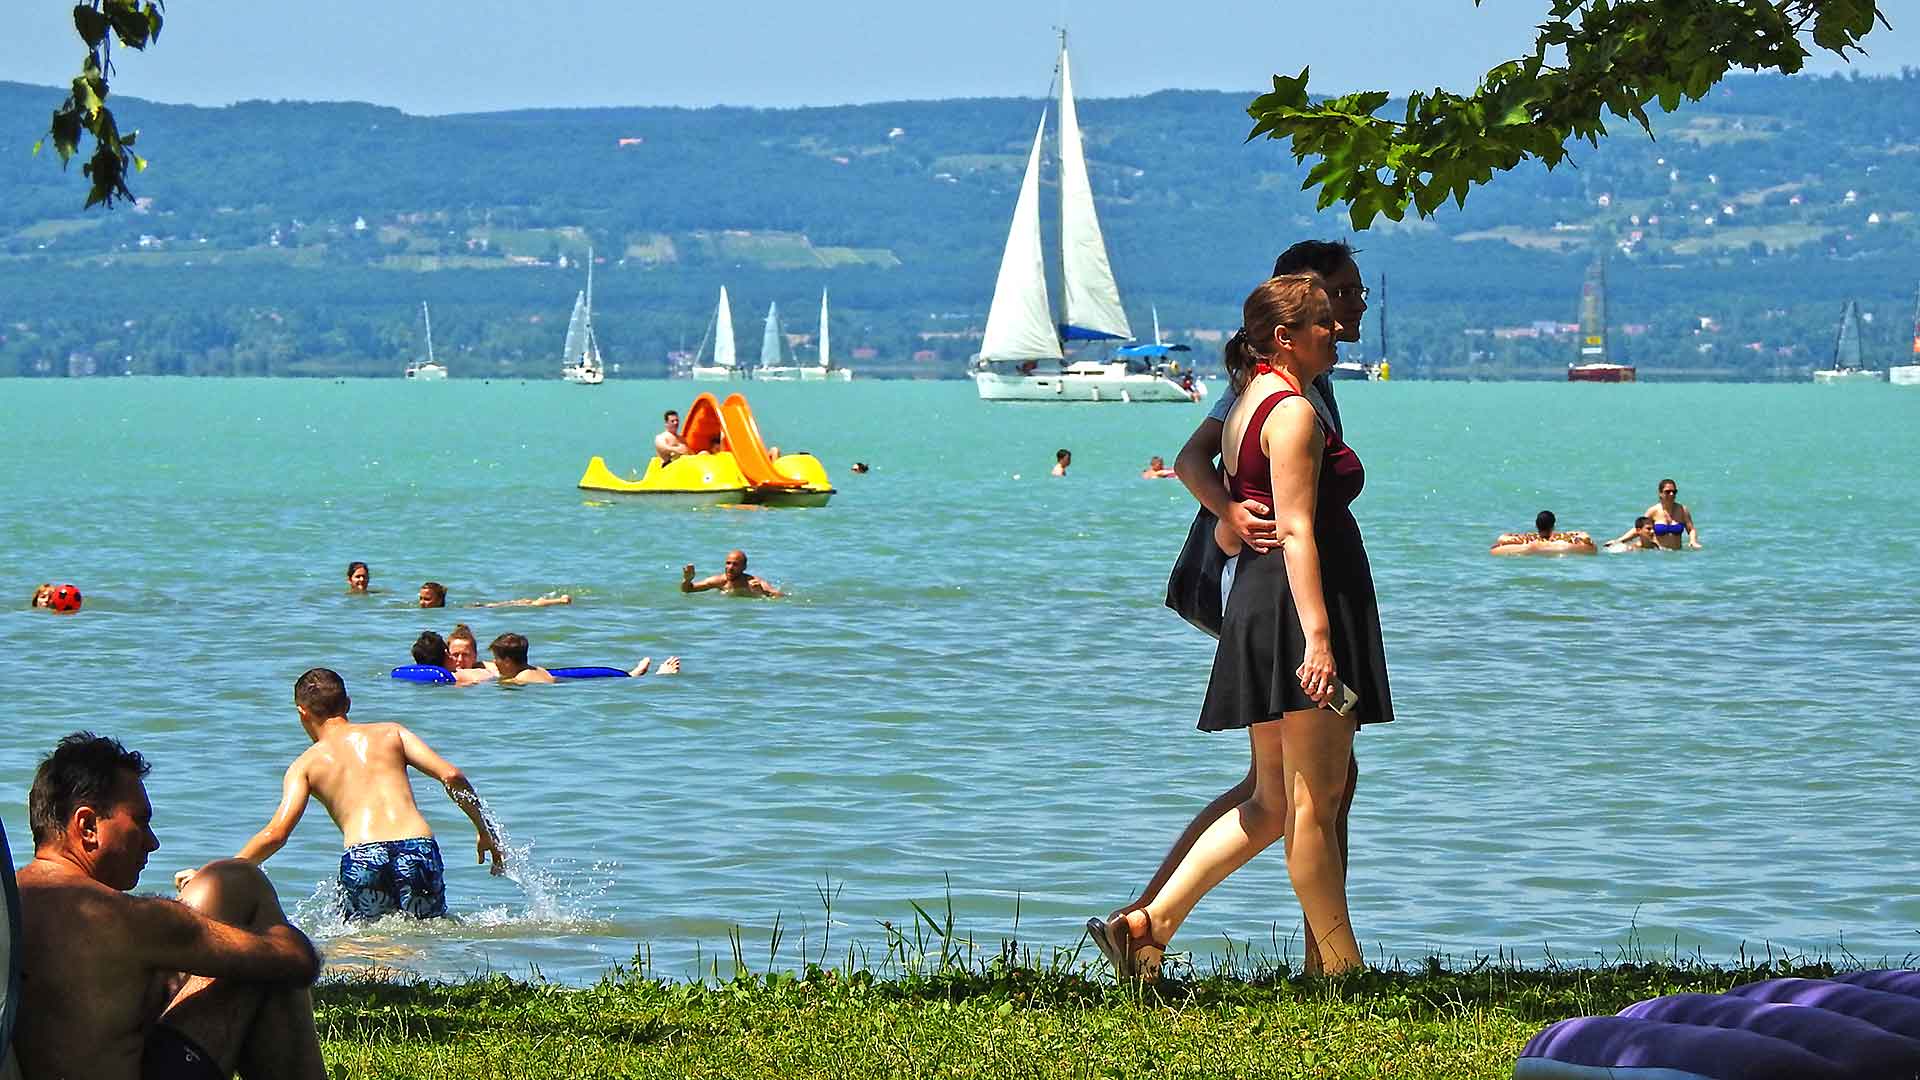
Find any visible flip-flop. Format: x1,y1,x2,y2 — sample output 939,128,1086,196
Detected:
1085,916,1134,978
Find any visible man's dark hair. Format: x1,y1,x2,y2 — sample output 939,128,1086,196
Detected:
294,667,351,717
420,581,447,607
1535,510,1557,536
663,410,679,422
1635,516,1653,529
29,732,150,846
1273,239,1357,278
489,632,530,665
412,631,448,667
1056,448,1070,462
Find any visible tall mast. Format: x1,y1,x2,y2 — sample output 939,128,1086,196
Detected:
421,302,436,365
1377,273,1389,364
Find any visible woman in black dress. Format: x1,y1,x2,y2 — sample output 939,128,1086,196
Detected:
1098,274,1392,978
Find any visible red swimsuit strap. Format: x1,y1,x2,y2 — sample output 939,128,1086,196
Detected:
1251,362,1303,394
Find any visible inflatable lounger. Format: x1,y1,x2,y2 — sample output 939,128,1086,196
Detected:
391,665,632,683
2,819,23,1079
1516,971,1920,1079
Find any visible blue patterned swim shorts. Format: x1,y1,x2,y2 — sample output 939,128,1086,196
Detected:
338,836,448,920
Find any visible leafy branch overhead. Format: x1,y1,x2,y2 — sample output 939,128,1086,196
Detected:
1247,0,1888,230
37,0,166,208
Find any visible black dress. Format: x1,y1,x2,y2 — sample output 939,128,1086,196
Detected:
1197,387,1394,731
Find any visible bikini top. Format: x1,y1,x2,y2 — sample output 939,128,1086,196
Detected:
1226,373,1364,516
1652,522,1685,536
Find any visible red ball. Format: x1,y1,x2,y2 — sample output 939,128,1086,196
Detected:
49,584,82,613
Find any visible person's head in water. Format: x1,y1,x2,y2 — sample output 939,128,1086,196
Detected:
293,668,350,722
346,561,370,593
488,632,531,668
1148,455,1165,470
1273,239,1364,345
446,624,480,670
850,462,869,474
1634,515,1653,533
1223,273,1332,392
1056,449,1071,466
412,630,448,667
724,550,749,580
1657,478,1678,505
28,732,157,890
30,582,53,608
1535,510,1557,538
418,581,446,608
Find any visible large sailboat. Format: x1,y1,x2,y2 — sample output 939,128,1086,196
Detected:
1813,299,1884,383
1890,284,1920,386
973,36,1194,403
403,302,448,381
559,250,605,385
1567,257,1636,383
691,286,746,381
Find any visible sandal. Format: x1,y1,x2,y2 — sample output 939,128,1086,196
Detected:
1086,910,1169,982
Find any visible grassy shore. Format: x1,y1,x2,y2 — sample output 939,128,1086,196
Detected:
314,944,1857,1079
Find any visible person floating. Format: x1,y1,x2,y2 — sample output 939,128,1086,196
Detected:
654,409,690,464
1051,448,1072,477
199,668,506,921
1140,455,1177,479
418,581,572,608
850,461,871,474
682,550,783,598
30,583,82,612
1490,511,1598,556
1646,479,1702,549
29,582,53,608
486,632,679,685
346,561,370,593
14,732,327,1080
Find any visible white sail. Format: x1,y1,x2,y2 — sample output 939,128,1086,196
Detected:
979,113,1062,363
562,291,589,365
818,289,831,368
1835,300,1863,369
761,301,784,368
715,286,737,368
1056,45,1131,342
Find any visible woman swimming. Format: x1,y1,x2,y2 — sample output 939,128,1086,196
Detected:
1644,479,1702,550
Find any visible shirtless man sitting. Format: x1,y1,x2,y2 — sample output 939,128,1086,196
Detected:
194,668,506,921
654,409,691,464
681,550,783,598
13,732,326,1080
487,632,679,685
1491,510,1598,555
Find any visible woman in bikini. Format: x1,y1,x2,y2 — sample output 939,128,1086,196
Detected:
1644,479,1701,550
1094,274,1392,979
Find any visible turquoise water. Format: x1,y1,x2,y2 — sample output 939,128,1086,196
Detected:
4,378,1917,983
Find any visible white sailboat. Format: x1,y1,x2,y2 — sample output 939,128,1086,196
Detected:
559,249,606,385
973,35,1194,403
1813,299,1884,384
1890,284,1920,386
691,286,745,381
403,302,448,381
807,288,852,381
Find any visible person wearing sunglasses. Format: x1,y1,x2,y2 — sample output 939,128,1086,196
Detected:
1644,479,1701,550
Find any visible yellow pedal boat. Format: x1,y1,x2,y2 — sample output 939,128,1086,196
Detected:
577,392,835,507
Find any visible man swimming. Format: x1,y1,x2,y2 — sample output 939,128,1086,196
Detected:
14,732,326,1080
419,581,572,608
487,632,679,685
1140,455,1177,479
1051,449,1072,477
655,409,691,463
1491,510,1598,555
1606,516,1661,552
1645,479,1702,549
681,550,783,598
205,668,506,920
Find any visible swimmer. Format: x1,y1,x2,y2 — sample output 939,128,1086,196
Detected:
1140,455,1177,479
488,632,678,685
655,409,690,464
1645,478,1702,549
190,668,507,921
419,581,572,608
412,630,496,686
1052,449,1071,477
850,462,870,474
30,582,54,608
1491,510,1597,555
346,561,370,593
447,623,492,675
1606,516,1661,552
681,550,783,598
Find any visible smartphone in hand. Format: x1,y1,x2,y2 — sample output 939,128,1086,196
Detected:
1324,677,1360,717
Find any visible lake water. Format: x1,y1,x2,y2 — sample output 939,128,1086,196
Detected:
4,378,1917,984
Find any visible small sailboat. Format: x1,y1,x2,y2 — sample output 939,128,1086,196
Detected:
691,286,745,381
1889,284,1920,386
973,34,1193,403
1567,257,1636,383
807,289,852,381
403,302,448,381
559,249,606,385
1813,299,1884,383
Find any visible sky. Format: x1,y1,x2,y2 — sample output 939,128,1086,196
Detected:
4,0,1918,115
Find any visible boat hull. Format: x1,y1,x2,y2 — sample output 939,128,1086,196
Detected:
404,364,448,381
974,369,1197,402
561,366,604,385
1812,369,1885,384
691,367,748,382
577,450,834,508
1889,365,1920,386
1568,364,1636,383
1327,362,1376,381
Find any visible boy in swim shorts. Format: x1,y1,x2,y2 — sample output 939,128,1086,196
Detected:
194,668,505,920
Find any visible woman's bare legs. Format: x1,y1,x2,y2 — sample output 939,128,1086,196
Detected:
1279,709,1362,972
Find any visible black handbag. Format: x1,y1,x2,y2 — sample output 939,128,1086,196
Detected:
1165,505,1228,639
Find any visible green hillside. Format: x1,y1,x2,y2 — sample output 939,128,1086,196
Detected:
4,72,1920,379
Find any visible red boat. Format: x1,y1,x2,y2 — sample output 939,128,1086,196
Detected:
1568,363,1636,383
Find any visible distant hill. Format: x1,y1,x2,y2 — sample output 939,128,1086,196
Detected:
4,72,1920,379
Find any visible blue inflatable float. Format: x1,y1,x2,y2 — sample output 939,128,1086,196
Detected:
1516,971,1920,1078
391,664,631,683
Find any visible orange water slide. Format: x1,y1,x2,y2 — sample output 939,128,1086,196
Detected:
716,393,804,487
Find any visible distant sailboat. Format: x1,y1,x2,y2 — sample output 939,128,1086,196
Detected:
1567,257,1636,383
1813,299,1884,384
691,286,745,381
404,302,447,381
972,34,1194,403
1889,284,1920,386
559,249,605,385
756,289,854,381
808,288,852,381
